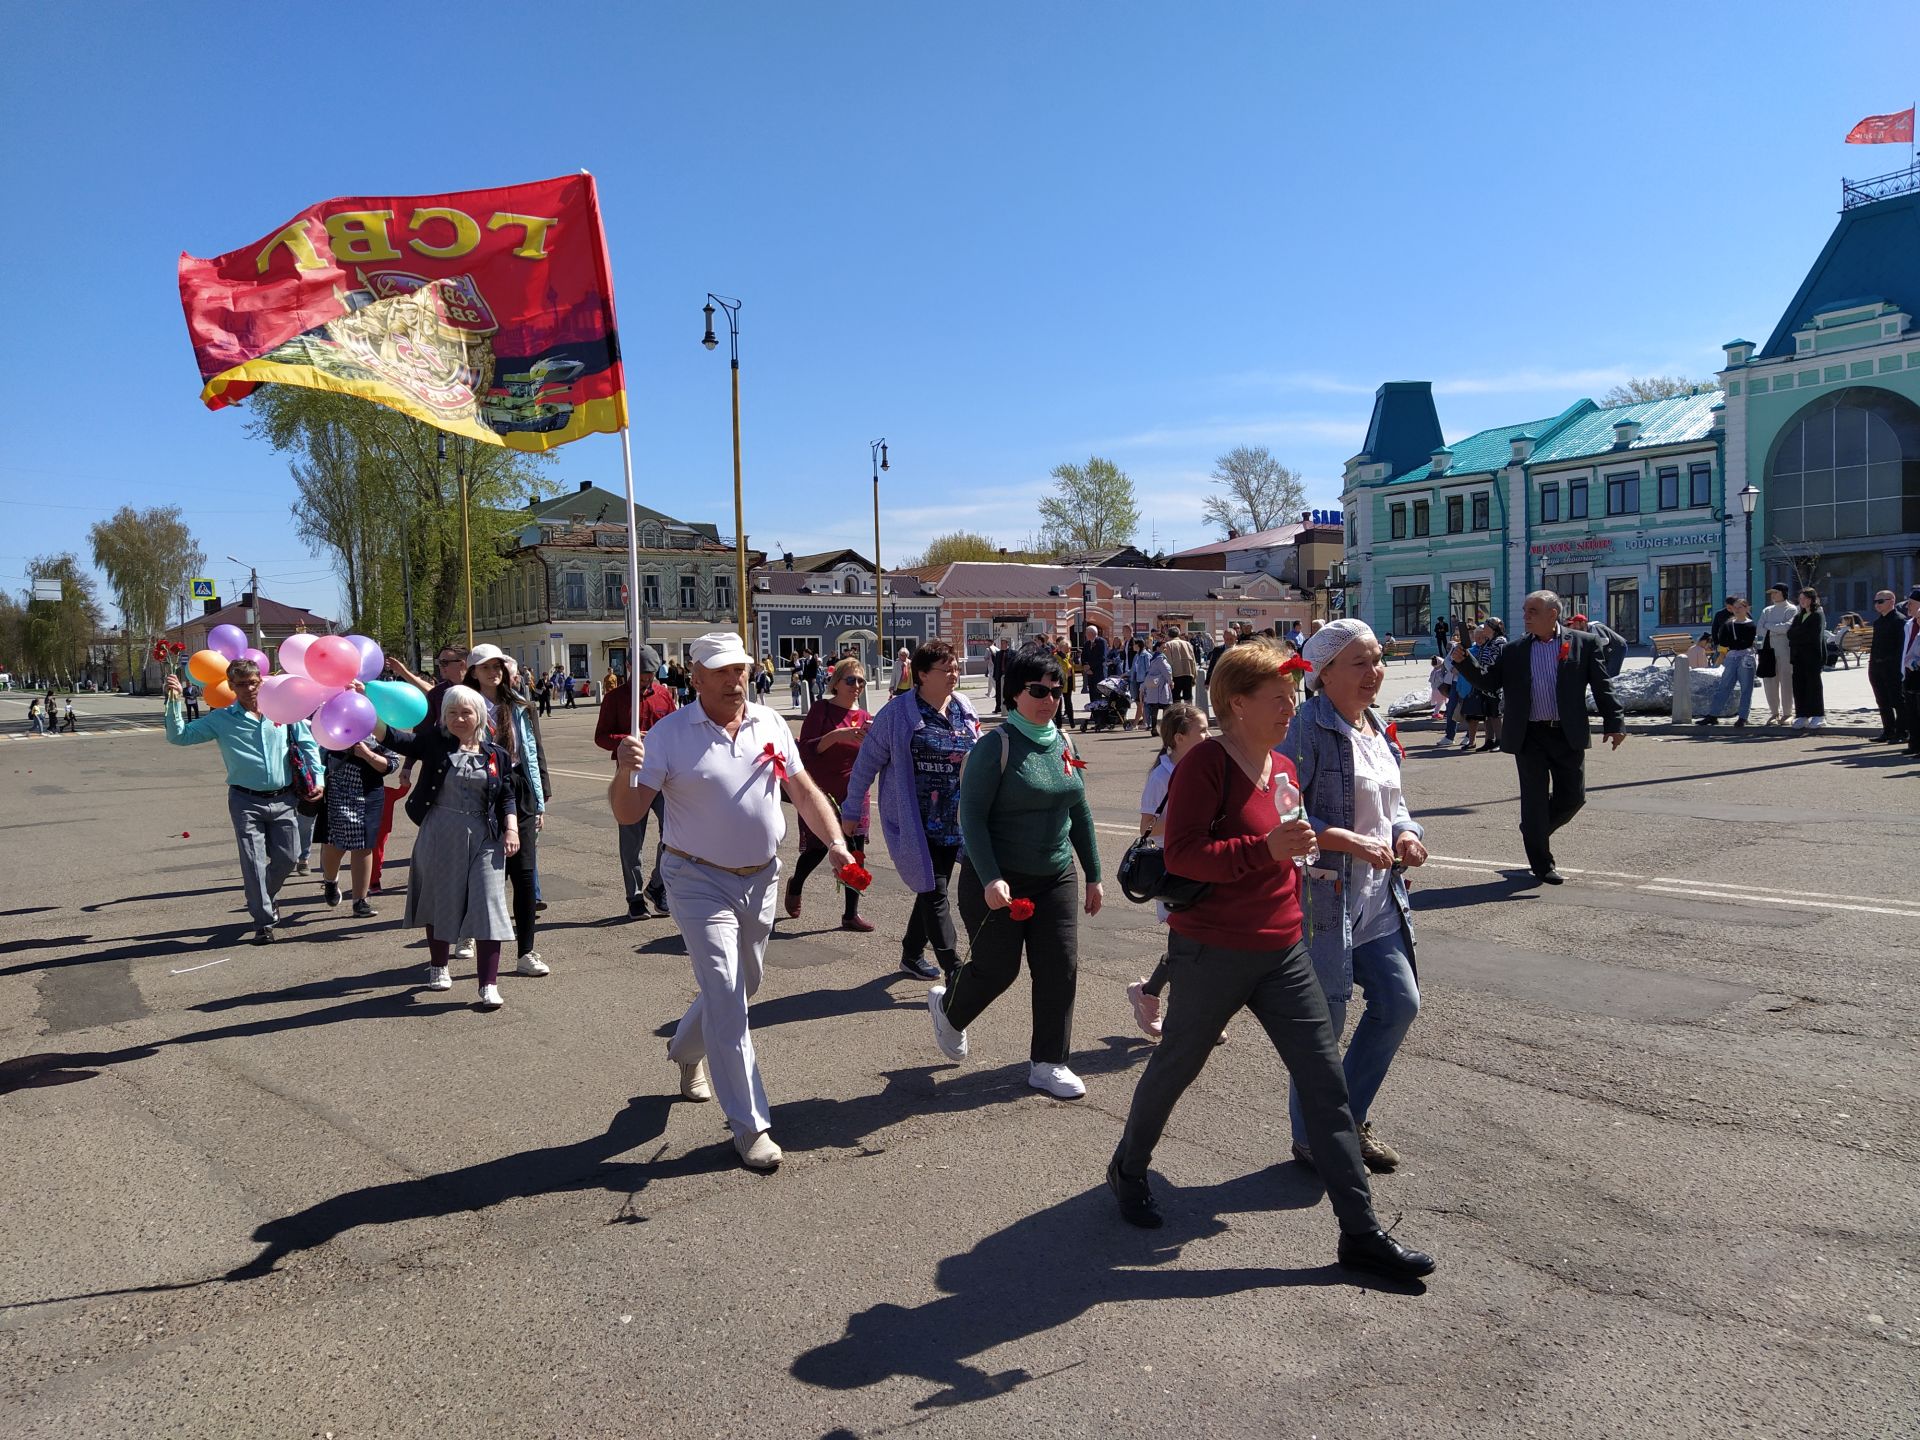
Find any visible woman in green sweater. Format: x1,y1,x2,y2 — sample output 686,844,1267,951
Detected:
928,651,1102,1097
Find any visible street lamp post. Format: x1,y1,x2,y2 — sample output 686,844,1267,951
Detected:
1738,484,1760,598
1078,568,1092,650
702,295,751,647
871,438,889,670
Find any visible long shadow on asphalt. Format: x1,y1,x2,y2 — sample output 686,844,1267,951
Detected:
0,922,256,979
790,1168,1420,1411
1409,876,1544,913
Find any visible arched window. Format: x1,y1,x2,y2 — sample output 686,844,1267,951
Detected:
1765,387,1920,543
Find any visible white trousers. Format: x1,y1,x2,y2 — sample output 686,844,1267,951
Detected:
1762,632,1795,721
661,850,779,1136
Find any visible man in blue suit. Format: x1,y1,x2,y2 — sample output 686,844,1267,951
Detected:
1453,590,1625,885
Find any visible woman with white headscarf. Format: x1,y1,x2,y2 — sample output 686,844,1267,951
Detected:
1277,619,1427,1174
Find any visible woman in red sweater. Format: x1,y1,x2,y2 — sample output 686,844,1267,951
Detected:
1106,638,1436,1281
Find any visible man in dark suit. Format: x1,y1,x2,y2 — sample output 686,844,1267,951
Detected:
1453,589,1625,885
1867,589,1908,744
1081,625,1109,700
987,638,1011,713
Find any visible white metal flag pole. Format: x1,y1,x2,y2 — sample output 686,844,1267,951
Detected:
619,420,645,787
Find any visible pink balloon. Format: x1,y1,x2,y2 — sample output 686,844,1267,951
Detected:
349,634,386,683
207,624,249,661
240,647,270,671
313,689,377,751
258,674,332,725
304,635,362,689
278,632,316,677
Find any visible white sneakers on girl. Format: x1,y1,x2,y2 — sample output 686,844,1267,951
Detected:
478,984,504,1009
1028,1063,1086,1099
514,952,549,976
425,965,453,992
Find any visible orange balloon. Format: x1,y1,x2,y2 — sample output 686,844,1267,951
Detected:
188,648,230,685
204,679,237,709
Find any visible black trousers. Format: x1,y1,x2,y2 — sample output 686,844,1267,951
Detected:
1789,651,1825,718
903,842,962,975
1115,933,1376,1235
1513,721,1586,875
789,835,863,921
506,827,537,958
1171,676,1195,705
947,862,1078,1065
1869,661,1905,738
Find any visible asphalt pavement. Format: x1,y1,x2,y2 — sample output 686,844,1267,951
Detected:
1,675,1914,1439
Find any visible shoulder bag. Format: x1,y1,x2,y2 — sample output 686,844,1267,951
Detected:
1116,766,1227,912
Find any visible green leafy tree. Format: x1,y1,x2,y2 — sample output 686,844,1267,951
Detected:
19,554,105,686
244,386,558,660
88,505,206,682
1202,445,1306,537
1598,376,1714,406
1037,456,1139,554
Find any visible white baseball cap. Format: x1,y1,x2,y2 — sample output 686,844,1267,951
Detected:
466,643,509,667
689,631,752,669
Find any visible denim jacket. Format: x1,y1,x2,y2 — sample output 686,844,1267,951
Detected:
1276,691,1422,985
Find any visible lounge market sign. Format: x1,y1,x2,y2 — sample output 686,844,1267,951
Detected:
1528,530,1716,560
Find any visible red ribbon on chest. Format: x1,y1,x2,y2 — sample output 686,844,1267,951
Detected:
760,742,789,781
1063,751,1087,777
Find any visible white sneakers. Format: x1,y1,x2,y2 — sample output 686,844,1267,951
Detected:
1028,1062,1086,1099
478,984,504,1009
454,939,477,961
678,1059,713,1102
927,985,969,1060
735,1130,782,1170
425,965,453,992
514,952,549,977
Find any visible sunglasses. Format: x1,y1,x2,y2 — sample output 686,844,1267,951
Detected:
1022,683,1063,700
841,676,866,687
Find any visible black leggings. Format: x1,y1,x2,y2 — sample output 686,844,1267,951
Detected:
506,828,537,958
789,837,862,921
903,842,961,976
946,862,1079,1065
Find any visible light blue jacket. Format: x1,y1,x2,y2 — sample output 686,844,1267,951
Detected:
840,688,980,893
1276,691,1422,986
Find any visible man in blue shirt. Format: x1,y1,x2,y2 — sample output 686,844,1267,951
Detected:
164,660,323,943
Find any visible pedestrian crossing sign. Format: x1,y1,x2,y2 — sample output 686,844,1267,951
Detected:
190,577,217,600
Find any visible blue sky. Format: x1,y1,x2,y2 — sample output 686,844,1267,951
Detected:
4,2,1916,621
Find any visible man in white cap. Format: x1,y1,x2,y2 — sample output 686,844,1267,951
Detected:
609,631,855,1170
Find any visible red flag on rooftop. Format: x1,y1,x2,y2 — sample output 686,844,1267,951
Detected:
178,174,626,451
1844,108,1915,145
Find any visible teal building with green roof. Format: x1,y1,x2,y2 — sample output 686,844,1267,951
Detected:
1341,175,1920,648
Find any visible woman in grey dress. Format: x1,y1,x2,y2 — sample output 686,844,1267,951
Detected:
319,737,398,917
381,684,520,1008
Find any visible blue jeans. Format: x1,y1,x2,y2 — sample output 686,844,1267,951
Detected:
1289,927,1420,1144
1705,649,1756,722
1442,688,1462,741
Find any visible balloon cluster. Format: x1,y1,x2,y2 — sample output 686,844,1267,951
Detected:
189,625,428,750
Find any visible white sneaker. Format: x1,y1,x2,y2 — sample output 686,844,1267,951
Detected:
1028,1062,1086,1099
514,951,549,977
478,984,504,1009
454,938,477,961
1808,716,1825,729
425,965,453,991
734,1130,782,1170
678,1059,713,1102
927,984,969,1061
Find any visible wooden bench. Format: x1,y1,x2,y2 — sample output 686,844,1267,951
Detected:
1650,633,1698,666
1383,638,1417,661
1837,626,1873,669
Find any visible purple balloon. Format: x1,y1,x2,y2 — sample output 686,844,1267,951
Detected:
240,648,270,671
349,634,386,683
207,624,249,661
313,689,378,751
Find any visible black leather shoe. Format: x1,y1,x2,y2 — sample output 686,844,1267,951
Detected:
1532,868,1565,885
1290,1142,1316,1171
901,952,941,981
1338,1227,1436,1279
628,896,650,920
253,926,275,945
1107,1156,1163,1228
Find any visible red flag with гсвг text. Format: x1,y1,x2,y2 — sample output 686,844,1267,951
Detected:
177,174,625,452
1845,108,1915,144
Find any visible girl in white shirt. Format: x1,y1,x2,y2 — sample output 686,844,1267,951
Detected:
1125,703,1206,1039
1756,585,1799,725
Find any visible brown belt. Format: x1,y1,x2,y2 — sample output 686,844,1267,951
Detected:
662,844,773,877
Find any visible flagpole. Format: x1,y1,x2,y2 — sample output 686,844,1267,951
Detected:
619,420,646,786
460,452,474,650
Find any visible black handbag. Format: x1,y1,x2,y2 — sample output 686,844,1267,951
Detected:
1116,779,1225,912
1756,644,1776,678
287,728,324,817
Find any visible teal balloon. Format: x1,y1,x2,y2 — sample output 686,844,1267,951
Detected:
363,680,428,729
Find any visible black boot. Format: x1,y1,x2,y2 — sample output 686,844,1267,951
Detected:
1338,1227,1436,1279
1107,1154,1163,1228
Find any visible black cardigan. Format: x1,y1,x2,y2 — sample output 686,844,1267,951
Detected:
385,727,516,837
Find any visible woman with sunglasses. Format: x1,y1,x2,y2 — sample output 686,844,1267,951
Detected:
1105,638,1436,1281
841,640,981,981
786,656,874,931
926,652,1101,1099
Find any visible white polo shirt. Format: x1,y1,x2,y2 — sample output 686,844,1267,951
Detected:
636,699,806,869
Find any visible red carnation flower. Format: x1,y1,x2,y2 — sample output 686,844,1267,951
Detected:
1559,640,1571,662
835,861,873,892
1008,898,1035,921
